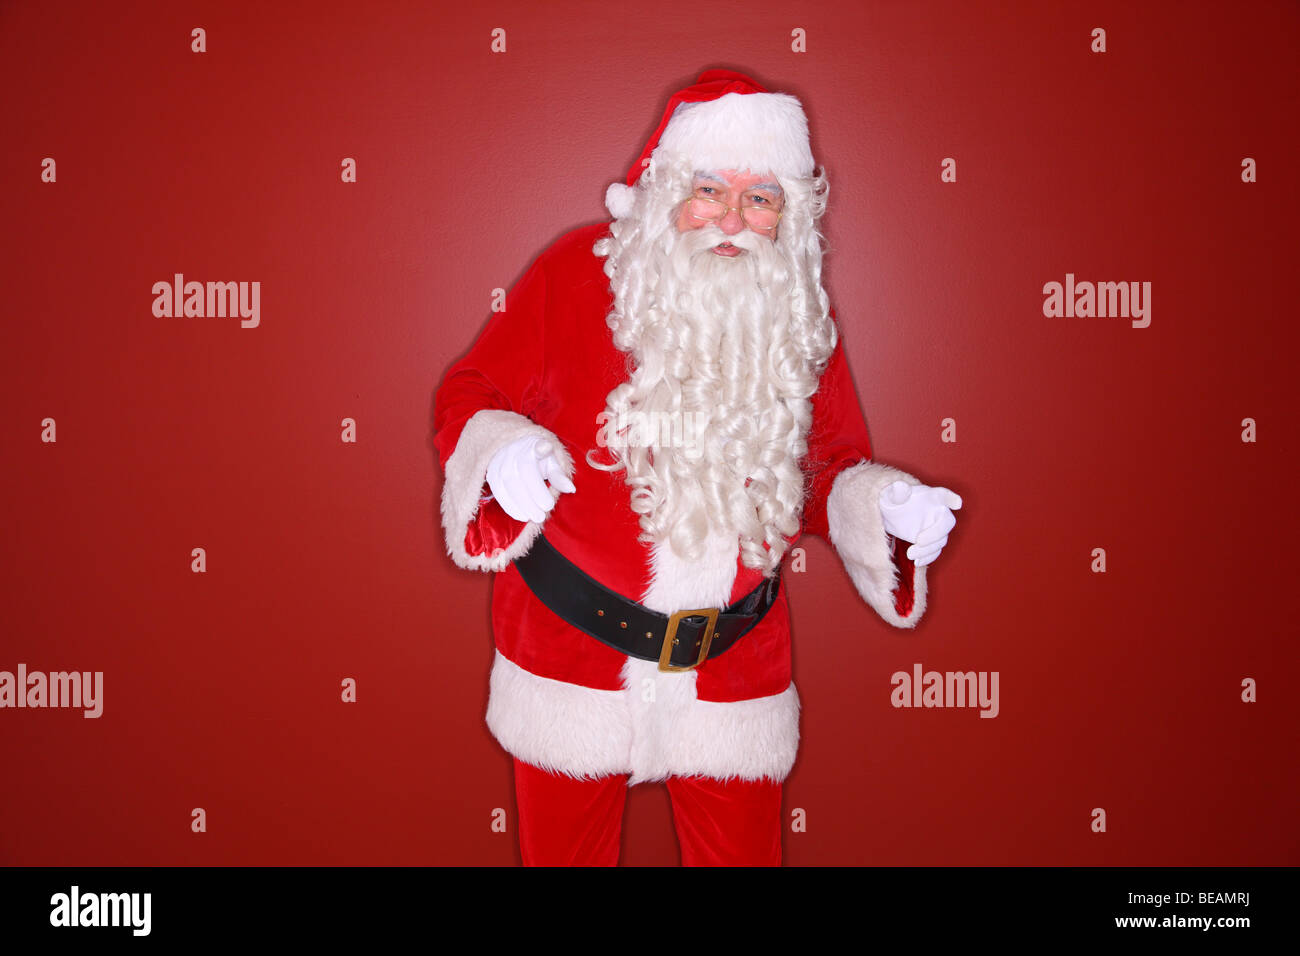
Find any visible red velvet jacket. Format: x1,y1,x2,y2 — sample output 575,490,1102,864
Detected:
433,221,928,783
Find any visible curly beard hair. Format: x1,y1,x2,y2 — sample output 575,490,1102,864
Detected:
588,153,838,577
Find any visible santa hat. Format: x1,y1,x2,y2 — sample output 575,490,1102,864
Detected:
604,69,816,220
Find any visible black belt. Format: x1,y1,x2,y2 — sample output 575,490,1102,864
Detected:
512,534,781,672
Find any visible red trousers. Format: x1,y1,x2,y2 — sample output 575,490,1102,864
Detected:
512,757,783,866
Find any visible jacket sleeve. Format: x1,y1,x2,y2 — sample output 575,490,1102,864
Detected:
433,253,575,572
802,316,928,628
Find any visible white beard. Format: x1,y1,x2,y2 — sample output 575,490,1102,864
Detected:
594,222,819,576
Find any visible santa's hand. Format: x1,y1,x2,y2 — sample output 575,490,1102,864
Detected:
485,435,576,524
878,481,961,568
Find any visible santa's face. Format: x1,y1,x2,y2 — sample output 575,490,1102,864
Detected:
674,169,784,257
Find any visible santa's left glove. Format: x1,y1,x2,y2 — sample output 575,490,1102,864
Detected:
485,435,577,524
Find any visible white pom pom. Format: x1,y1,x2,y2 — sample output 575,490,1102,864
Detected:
604,182,636,219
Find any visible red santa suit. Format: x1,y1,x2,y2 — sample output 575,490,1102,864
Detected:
434,71,938,824
433,212,929,785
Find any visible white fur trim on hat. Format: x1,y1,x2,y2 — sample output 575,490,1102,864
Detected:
826,460,929,628
657,90,814,179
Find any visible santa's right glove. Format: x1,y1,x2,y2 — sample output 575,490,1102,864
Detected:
878,480,961,567
485,435,577,524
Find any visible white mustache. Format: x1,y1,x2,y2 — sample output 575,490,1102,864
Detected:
681,223,765,253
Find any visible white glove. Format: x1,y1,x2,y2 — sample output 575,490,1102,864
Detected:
878,481,961,567
485,435,576,524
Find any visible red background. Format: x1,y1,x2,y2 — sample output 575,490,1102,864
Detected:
2,0,1296,865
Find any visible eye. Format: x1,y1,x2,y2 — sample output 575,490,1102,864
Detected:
747,195,770,205
697,186,718,196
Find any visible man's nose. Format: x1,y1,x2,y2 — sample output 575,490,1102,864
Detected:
717,206,746,235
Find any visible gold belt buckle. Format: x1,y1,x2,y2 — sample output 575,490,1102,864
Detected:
659,607,721,672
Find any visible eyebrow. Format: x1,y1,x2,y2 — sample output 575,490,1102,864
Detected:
693,170,784,196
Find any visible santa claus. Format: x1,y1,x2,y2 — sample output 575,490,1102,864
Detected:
433,70,961,866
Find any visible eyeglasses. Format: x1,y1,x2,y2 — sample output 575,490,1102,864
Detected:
685,193,783,233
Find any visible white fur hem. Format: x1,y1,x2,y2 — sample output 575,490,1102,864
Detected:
485,651,801,784
826,461,929,628
619,658,800,785
486,651,632,780
439,408,573,572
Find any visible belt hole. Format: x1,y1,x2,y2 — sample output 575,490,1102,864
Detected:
644,631,652,638
672,638,679,645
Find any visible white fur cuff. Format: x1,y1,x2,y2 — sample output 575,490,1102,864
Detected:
825,461,929,628
440,408,574,572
